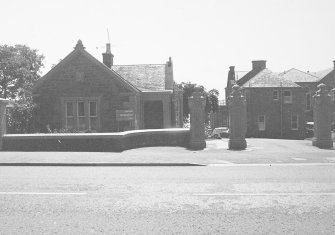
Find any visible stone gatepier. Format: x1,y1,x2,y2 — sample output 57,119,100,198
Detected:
228,85,247,150
312,84,333,149
188,87,206,150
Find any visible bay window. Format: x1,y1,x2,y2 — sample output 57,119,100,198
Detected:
63,97,99,132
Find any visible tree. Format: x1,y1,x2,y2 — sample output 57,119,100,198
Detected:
178,82,219,121
0,44,44,99
0,44,44,133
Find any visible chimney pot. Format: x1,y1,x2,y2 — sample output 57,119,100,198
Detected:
106,43,111,53
167,57,172,67
252,60,266,70
102,43,113,68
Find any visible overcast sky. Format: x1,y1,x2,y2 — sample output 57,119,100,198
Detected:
1,0,335,99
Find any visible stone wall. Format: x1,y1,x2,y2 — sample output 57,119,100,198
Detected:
2,128,190,152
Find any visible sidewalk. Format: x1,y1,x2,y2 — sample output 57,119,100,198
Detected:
0,138,334,166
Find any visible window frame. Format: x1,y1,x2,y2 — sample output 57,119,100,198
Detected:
258,115,266,131
306,92,311,111
62,97,100,131
291,114,299,130
273,90,279,101
283,90,292,104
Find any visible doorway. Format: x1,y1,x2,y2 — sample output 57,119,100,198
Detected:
144,101,164,129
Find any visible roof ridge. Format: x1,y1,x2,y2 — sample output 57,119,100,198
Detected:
288,68,321,79
112,64,165,66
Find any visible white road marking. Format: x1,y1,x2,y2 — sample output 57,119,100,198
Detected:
292,157,307,161
194,192,335,196
0,192,87,195
208,163,335,167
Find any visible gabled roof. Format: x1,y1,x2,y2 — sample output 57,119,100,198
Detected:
313,68,333,79
241,69,300,88
112,64,166,91
318,69,335,85
235,71,249,81
280,68,321,83
236,68,263,86
33,41,139,93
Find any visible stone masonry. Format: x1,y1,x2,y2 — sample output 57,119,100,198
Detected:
188,87,206,150
228,85,247,150
312,84,333,149
0,99,9,149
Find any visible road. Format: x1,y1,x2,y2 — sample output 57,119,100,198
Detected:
1,164,335,234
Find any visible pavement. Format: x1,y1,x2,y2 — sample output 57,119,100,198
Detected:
0,138,335,166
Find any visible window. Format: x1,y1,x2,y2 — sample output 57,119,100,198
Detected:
283,90,292,103
306,93,311,111
258,115,266,131
65,102,75,129
273,90,279,100
331,90,335,102
63,98,99,131
89,101,98,131
77,102,86,131
291,114,298,130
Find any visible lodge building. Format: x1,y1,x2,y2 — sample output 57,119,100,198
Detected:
33,40,183,132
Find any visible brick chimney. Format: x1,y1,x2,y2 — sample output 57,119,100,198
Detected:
165,57,174,90
252,60,266,70
228,66,235,81
102,43,114,68
333,60,335,70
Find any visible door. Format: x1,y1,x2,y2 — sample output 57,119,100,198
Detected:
144,101,164,129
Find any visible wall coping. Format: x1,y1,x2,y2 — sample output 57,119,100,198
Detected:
4,128,190,140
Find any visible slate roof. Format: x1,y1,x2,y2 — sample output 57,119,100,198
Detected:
313,68,333,79
112,64,166,91
235,71,249,81
280,68,321,83
236,68,263,86
241,69,300,88
33,42,139,93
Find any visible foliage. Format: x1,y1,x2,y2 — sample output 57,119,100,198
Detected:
177,82,219,123
1,44,44,133
6,96,39,134
0,44,44,99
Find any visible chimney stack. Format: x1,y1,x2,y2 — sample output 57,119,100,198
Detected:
333,60,335,70
252,60,266,70
102,43,114,68
165,57,174,90
228,66,235,81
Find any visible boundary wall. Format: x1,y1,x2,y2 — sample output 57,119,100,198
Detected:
2,128,190,152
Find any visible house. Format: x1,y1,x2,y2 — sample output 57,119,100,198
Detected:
280,68,321,122
32,40,183,132
227,61,306,139
280,63,335,127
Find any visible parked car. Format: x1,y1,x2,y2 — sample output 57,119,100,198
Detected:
305,122,314,138
212,127,229,138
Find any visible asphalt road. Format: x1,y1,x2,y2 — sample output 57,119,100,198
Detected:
1,165,335,234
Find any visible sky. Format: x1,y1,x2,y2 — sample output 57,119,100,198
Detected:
1,0,335,99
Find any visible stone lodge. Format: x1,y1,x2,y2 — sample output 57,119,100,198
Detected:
32,40,183,132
